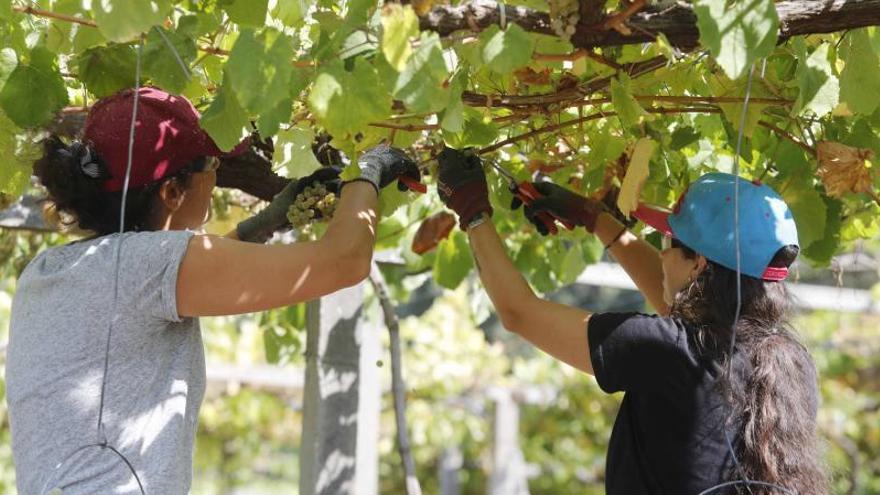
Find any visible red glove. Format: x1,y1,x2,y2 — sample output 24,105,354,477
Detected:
436,147,493,230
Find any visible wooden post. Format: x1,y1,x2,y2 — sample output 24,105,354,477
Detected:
299,283,380,495
488,388,529,495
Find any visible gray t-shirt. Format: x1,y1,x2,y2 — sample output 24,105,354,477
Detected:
5,230,204,494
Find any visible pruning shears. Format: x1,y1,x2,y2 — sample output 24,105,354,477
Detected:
487,161,577,235
398,175,427,194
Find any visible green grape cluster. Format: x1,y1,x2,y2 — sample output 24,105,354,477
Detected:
286,183,338,228
549,0,580,39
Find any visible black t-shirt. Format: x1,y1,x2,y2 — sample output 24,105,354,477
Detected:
588,312,744,495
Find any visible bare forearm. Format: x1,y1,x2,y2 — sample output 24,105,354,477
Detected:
321,181,378,259
593,213,669,314
467,222,539,325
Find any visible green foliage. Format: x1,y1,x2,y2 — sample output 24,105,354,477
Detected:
273,126,322,178
226,28,295,136
392,32,449,114
199,74,250,152
0,47,67,127
381,4,419,71
77,44,138,97
839,29,880,116
93,0,171,43
308,60,392,140
694,0,779,79
222,0,268,27
433,230,474,289
479,23,535,75
143,26,197,94
0,0,876,328
793,40,839,118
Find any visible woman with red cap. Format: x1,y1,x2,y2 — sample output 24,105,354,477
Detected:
5,87,420,494
436,148,826,494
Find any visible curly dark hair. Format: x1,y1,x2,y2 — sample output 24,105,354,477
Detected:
33,135,202,236
670,243,828,494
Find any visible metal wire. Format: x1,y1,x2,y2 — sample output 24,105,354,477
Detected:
700,62,796,495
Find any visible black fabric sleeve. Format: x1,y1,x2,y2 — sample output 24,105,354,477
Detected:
588,312,692,394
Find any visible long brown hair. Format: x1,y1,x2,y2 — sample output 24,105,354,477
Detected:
671,243,827,494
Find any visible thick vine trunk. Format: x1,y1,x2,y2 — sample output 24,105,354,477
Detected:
420,0,880,50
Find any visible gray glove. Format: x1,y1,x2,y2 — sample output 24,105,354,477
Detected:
236,167,341,243
347,144,420,193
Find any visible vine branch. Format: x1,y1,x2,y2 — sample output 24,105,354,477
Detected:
368,264,423,495
419,0,880,51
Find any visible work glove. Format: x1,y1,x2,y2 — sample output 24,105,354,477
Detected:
511,182,606,235
236,167,341,243
436,147,493,230
347,144,421,193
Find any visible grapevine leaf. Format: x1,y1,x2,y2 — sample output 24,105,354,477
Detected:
273,127,323,179
340,163,361,182
73,25,107,53
393,32,449,114
793,41,839,118
199,74,250,152
263,327,281,364
273,0,308,27
0,0,10,20
381,4,419,71
708,73,771,138
479,24,535,76
143,26,197,93
617,138,656,216
93,0,171,43
77,44,138,98
611,74,651,129
0,48,16,89
440,71,468,133
694,0,779,80
308,60,392,139
379,184,409,217
839,29,880,116
224,0,268,27
433,230,474,290
256,98,293,138
670,126,701,150
801,197,841,266
0,48,68,127
780,178,827,250
555,242,586,285
0,109,37,197
444,107,498,148
226,28,295,117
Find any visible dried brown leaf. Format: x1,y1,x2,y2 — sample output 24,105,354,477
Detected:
816,141,875,198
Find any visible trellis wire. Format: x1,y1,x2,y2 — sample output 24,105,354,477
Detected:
41,39,146,495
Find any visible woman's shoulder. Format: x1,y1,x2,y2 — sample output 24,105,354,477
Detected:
19,230,194,281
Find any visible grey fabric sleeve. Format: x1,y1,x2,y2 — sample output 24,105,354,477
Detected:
118,230,195,322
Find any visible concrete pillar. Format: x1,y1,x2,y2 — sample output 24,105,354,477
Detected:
299,283,380,495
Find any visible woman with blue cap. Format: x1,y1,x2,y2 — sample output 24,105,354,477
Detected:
436,147,826,494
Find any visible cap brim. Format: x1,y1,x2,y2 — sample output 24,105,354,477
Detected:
633,203,673,236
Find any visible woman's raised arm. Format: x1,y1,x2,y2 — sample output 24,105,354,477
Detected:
176,181,378,316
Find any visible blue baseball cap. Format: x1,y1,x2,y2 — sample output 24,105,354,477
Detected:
633,172,799,281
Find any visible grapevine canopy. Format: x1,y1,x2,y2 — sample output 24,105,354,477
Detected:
1,0,879,292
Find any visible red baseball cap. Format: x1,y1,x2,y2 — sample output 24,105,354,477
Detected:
83,87,248,192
